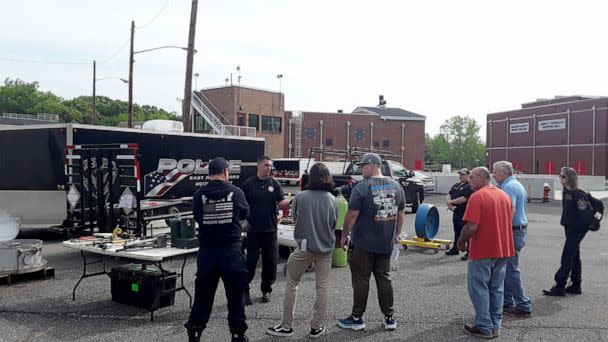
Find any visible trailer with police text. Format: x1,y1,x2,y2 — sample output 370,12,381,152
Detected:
0,123,265,234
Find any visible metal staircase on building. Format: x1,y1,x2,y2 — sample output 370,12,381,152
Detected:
191,92,256,137
191,92,229,135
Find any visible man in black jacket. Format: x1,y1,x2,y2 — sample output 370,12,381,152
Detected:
241,156,290,304
185,157,250,342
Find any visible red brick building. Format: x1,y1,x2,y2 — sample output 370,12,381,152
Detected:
486,96,608,176
197,86,285,157
284,106,426,170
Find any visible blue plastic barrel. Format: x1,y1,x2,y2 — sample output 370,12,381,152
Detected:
414,203,440,240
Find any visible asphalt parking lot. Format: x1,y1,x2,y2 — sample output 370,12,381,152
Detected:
1,193,607,342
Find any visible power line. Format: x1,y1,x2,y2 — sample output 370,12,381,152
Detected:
137,0,170,29
98,38,130,65
0,57,89,66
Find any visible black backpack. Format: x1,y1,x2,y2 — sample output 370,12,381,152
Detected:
585,192,604,232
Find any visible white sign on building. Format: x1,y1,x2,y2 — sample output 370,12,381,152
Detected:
538,118,566,131
509,122,529,133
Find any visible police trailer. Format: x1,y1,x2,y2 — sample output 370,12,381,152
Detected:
0,123,265,235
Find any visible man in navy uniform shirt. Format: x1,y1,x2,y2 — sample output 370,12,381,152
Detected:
186,157,250,342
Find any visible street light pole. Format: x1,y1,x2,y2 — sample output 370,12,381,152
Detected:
128,20,135,128
92,60,96,124
182,0,199,133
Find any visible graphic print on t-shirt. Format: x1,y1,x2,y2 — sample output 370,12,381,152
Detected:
201,192,234,225
371,183,399,221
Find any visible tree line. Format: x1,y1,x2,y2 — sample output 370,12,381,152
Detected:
0,78,180,125
425,115,486,171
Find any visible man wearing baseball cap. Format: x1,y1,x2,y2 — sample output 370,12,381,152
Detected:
338,153,405,331
186,157,250,342
446,168,474,260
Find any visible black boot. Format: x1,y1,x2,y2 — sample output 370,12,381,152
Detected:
565,282,582,294
232,332,249,342
542,286,565,296
244,290,252,305
184,324,203,342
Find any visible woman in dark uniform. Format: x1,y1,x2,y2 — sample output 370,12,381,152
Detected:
543,167,589,296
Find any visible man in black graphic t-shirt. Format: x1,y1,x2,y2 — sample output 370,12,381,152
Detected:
186,157,250,342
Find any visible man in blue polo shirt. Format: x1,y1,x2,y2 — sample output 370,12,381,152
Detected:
492,160,532,318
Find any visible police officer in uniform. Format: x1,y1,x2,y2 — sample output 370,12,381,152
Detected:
241,156,290,304
185,157,250,342
446,168,473,259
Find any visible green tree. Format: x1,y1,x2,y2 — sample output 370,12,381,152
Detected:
0,77,179,125
426,115,485,170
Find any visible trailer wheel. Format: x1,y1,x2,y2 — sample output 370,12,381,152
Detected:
165,206,180,227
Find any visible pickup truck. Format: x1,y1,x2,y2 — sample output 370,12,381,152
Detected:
302,158,425,213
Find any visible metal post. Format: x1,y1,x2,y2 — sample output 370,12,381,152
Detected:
128,20,134,128
592,107,596,175
92,60,96,124
182,0,198,133
567,110,571,166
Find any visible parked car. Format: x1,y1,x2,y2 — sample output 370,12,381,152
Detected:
413,171,436,192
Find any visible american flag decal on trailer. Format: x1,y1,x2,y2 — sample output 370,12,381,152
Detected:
144,163,209,197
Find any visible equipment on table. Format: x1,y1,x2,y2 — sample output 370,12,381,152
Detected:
401,204,451,254
170,217,198,249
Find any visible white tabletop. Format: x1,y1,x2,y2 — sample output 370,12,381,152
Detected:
62,240,199,262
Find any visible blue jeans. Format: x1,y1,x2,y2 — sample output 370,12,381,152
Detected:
503,228,532,312
468,258,507,335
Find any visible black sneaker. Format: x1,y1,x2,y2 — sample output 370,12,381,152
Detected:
503,306,532,318
337,315,366,330
445,249,459,256
267,324,294,337
310,326,325,338
244,291,252,305
262,292,271,303
565,283,582,294
461,253,468,261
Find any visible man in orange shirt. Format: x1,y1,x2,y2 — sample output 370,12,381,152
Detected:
457,167,515,339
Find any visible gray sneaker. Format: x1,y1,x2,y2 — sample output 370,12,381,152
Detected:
503,306,532,318
383,316,397,330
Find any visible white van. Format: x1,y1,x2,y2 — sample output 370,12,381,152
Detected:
141,120,184,133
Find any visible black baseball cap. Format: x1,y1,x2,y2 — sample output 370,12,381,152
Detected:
209,157,229,174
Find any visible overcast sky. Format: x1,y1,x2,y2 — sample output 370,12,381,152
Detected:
2,0,607,140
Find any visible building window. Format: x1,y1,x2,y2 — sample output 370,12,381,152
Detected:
248,114,259,130
374,141,380,147
262,115,282,133
354,129,366,141
304,128,317,140
383,140,390,148
326,138,333,146
237,113,245,126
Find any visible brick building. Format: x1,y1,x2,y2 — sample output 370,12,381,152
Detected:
197,85,285,157
486,95,608,176
284,106,426,170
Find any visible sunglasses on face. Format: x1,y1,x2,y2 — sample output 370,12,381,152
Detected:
559,175,566,179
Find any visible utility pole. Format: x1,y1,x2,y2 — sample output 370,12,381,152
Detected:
182,0,198,133
92,60,96,124
128,20,135,128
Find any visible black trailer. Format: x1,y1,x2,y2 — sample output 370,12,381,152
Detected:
0,124,265,232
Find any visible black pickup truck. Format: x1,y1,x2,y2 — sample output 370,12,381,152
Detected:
302,158,425,213
333,159,425,213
